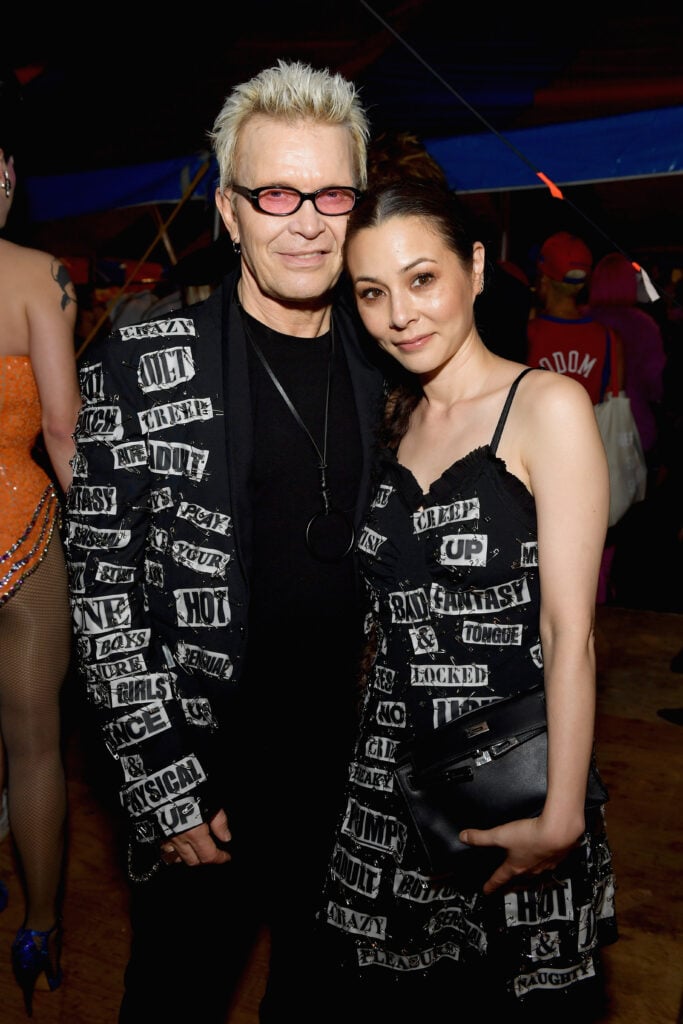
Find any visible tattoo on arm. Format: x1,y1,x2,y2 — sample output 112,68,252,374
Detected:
51,259,76,311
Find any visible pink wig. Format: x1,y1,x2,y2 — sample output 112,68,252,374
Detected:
589,252,638,306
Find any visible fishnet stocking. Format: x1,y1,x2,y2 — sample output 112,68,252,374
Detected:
0,530,71,929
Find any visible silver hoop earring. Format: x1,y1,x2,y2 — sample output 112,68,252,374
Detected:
232,239,241,256
2,171,11,199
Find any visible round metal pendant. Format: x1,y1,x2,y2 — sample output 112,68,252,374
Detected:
305,509,355,563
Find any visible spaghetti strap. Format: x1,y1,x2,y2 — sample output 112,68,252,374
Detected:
489,367,537,456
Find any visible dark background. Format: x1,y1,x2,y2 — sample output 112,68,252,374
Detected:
3,5,682,612
4,4,683,278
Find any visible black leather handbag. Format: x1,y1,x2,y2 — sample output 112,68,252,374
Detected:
394,685,609,882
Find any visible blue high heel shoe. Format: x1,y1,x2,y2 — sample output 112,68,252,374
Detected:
11,921,62,1017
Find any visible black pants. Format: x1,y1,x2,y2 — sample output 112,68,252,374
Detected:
119,858,258,1024
118,830,348,1022
118,739,353,1024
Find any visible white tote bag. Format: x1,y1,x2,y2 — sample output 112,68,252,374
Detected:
594,331,647,527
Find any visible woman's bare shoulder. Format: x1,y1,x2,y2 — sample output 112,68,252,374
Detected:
0,238,64,280
516,364,594,408
505,368,598,454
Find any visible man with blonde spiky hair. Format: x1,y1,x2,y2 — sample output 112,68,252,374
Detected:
65,59,384,1023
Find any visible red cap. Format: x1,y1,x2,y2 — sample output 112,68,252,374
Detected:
538,231,592,283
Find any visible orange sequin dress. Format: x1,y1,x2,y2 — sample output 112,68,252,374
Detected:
0,356,60,606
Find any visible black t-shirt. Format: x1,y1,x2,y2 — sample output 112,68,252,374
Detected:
238,312,365,759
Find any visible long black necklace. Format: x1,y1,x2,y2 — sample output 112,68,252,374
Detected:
241,311,355,563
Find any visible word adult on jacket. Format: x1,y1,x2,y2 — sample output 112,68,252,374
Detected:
64,59,385,1024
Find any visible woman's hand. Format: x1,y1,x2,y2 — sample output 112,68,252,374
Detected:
459,814,583,895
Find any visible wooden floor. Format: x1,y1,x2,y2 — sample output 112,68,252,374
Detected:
0,604,682,1023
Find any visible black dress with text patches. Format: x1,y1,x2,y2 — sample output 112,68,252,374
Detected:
320,369,617,1005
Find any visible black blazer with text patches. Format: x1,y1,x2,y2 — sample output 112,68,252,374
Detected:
64,271,384,874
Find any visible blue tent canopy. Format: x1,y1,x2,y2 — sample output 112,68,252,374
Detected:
23,105,683,225
425,105,683,194
25,153,218,223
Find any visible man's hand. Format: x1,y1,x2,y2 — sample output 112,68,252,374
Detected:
160,809,231,866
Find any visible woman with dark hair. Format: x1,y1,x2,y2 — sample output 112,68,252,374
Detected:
319,181,618,1022
0,71,81,1015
